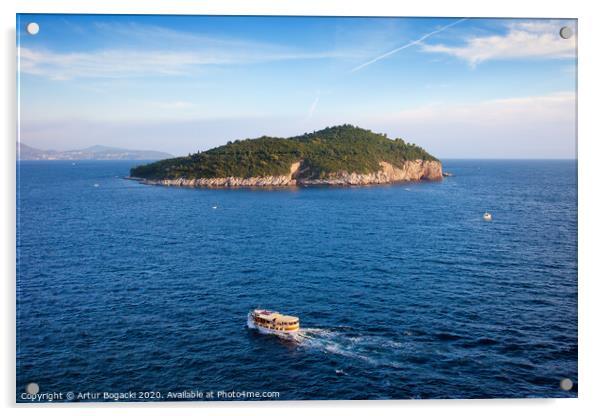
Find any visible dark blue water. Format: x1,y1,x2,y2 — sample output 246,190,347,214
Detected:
16,160,577,401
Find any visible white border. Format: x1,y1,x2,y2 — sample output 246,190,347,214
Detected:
3,1,601,415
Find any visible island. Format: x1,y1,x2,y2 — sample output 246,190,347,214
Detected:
129,125,443,187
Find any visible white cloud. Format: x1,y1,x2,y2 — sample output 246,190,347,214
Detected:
390,91,575,123
362,91,576,158
19,48,208,80
18,23,350,80
422,20,576,66
19,46,346,80
147,100,194,110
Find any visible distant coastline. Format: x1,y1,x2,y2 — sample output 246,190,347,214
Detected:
18,143,173,161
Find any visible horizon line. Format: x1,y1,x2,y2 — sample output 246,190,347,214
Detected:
16,157,579,161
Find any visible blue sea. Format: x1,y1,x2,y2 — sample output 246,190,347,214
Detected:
16,160,577,401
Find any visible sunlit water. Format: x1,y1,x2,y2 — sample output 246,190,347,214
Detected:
16,160,577,400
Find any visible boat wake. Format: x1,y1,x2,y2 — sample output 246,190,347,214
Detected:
274,327,409,366
295,328,378,364
248,314,411,367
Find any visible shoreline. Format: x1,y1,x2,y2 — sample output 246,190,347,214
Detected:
124,175,443,189
125,159,444,188
124,160,444,189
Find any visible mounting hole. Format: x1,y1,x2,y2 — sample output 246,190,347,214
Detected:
26,22,40,35
559,26,573,39
560,378,573,391
26,382,39,395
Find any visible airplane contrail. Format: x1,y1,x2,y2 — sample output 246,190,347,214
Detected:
307,92,320,119
351,18,468,73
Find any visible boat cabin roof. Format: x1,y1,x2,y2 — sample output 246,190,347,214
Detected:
253,309,298,323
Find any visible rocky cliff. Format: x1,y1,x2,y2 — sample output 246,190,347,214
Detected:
129,160,442,188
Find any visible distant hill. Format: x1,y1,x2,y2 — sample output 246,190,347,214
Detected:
18,143,173,161
130,125,442,187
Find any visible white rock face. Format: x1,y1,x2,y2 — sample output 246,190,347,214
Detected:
298,161,442,186
134,160,442,188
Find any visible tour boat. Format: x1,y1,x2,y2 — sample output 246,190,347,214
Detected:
483,212,492,221
247,309,300,334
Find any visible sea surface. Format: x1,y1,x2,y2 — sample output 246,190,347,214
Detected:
16,160,577,401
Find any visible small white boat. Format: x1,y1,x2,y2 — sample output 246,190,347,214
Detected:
483,212,492,221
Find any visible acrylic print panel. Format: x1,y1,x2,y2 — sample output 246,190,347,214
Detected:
16,14,577,402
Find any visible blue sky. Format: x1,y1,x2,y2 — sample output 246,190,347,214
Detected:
17,15,577,158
